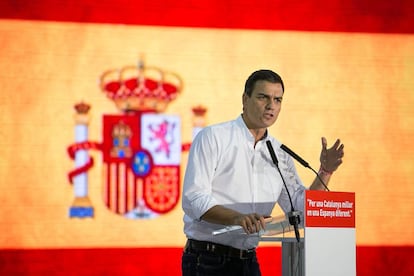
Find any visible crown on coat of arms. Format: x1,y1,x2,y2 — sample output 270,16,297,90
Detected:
74,102,91,114
100,59,183,113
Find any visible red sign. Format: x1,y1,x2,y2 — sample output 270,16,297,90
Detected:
305,190,355,228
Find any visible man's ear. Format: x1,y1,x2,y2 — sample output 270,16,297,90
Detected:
242,93,248,107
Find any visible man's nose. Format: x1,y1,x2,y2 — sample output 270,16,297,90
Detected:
266,100,276,109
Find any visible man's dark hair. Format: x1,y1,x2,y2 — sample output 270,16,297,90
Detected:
244,69,285,96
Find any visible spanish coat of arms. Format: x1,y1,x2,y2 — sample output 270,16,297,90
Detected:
67,60,206,219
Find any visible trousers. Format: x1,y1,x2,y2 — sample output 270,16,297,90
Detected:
181,240,261,276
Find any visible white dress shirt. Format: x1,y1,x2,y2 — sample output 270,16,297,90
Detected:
182,115,306,250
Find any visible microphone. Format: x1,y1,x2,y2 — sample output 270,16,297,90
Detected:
266,140,301,242
280,144,330,192
280,144,309,168
266,140,279,166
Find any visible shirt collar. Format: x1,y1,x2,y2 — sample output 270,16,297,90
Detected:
236,115,268,142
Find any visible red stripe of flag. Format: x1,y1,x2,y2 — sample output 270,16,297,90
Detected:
1,0,413,33
1,246,414,275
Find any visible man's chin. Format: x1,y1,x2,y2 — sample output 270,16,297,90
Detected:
263,118,277,127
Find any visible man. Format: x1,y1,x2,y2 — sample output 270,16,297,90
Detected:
181,69,344,276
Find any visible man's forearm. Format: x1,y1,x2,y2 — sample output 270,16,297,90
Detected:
310,168,332,190
200,205,243,225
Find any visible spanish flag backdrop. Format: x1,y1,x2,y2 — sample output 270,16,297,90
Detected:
1,1,414,275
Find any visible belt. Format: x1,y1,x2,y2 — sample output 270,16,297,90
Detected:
185,239,255,259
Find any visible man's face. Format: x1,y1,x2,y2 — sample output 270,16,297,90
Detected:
242,80,283,130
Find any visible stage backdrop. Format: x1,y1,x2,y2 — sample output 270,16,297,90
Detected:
0,1,414,275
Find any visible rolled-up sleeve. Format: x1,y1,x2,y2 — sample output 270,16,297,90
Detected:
276,150,306,214
182,127,218,220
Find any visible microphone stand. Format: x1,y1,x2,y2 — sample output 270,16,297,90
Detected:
266,141,301,242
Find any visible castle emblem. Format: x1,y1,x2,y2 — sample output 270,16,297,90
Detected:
67,60,207,219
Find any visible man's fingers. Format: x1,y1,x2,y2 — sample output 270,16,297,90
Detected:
331,139,341,150
242,214,266,234
321,137,327,150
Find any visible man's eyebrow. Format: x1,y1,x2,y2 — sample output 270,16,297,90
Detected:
257,92,283,98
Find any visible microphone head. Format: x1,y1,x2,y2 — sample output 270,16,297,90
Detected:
280,144,310,168
266,140,279,166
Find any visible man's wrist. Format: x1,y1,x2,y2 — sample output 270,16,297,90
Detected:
319,166,333,176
